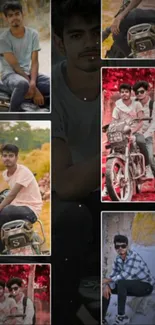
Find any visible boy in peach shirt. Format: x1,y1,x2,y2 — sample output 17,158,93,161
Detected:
0,144,42,252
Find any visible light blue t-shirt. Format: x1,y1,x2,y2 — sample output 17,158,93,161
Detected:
0,27,41,79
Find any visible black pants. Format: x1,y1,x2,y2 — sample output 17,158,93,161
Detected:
52,191,101,325
113,9,155,56
0,205,37,251
135,133,150,166
102,280,153,318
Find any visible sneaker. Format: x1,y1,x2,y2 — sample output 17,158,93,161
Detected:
145,165,154,179
102,186,108,197
102,319,108,325
113,314,130,325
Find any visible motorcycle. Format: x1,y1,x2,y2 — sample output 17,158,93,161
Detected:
0,189,49,255
0,81,50,112
102,0,155,59
102,118,152,202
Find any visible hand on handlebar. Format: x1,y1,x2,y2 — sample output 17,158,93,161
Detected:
131,117,152,122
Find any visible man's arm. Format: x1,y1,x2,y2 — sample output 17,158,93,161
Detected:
8,307,17,325
132,109,144,134
30,51,39,85
0,183,24,211
111,0,142,34
3,52,30,81
143,103,155,138
53,138,100,200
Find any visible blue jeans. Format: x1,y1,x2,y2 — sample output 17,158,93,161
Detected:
113,9,155,56
145,136,155,175
2,73,50,112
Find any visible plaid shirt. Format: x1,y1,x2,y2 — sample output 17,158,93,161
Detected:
109,250,155,287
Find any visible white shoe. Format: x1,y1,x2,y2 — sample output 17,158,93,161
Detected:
113,314,130,325
102,319,108,325
102,186,108,197
145,165,154,179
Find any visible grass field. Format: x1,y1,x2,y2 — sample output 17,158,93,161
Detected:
102,0,122,57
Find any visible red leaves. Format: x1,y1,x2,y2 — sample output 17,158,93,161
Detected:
102,68,155,99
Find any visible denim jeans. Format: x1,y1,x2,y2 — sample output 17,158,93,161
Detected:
102,280,153,318
113,9,155,56
2,73,50,112
145,136,155,175
135,133,150,166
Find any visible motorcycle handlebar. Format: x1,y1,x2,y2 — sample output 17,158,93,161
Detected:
131,117,152,122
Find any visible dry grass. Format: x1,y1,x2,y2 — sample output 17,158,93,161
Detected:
102,0,122,58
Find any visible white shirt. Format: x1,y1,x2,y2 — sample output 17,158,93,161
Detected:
0,295,17,324
112,98,143,132
15,294,34,325
141,98,155,138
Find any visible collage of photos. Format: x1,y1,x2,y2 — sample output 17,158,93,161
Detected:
0,0,52,323
101,1,155,325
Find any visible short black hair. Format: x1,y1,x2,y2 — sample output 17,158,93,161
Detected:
0,280,5,289
119,83,132,92
7,277,22,289
133,81,149,93
2,1,22,17
0,144,19,156
52,0,100,38
114,234,128,245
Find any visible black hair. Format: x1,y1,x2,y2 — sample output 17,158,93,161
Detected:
0,280,5,289
0,144,19,156
133,81,149,92
114,234,128,245
7,277,22,289
119,83,132,92
52,0,100,38
2,1,22,17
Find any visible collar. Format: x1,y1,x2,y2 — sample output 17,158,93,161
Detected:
117,249,132,262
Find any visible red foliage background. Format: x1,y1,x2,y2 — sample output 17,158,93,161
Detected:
0,264,50,301
102,68,155,99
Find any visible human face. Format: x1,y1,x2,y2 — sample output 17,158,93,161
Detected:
115,242,128,257
135,87,148,101
120,88,131,101
0,286,5,298
1,151,18,168
58,16,100,72
9,284,21,298
5,10,23,28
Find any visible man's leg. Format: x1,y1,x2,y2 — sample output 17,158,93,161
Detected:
135,133,150,166
117,279,153,316
102,287,117,320
36,74,50,106
2,73,29,112
0,205,37,227
113,9,155,56
145,136,155,176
